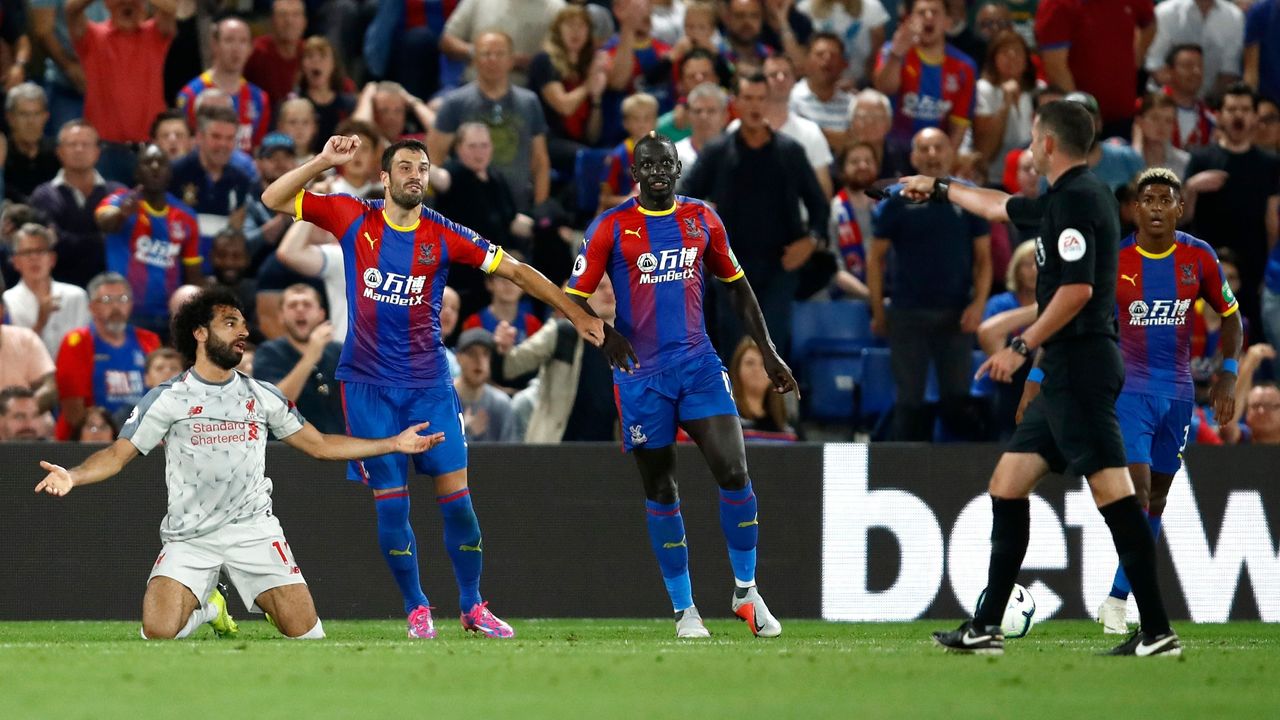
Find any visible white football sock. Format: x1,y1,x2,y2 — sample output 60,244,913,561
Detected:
173,602,215,639
288,619,325,640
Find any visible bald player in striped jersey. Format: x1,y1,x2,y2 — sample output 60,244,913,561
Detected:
567,132,798,639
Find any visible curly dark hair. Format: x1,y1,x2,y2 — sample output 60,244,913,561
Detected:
170,287,244,367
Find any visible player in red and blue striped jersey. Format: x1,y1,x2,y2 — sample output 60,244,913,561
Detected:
873,0,976,149
566,133,797,639
1091,169,1241,632
96,146,203,337
261,134,604,639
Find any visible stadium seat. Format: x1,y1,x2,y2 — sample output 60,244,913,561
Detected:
857,347,895,427
573,147,614,220
790,301,873,363
805,350,862,422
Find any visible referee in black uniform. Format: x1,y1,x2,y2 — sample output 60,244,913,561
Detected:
898,100,1181,657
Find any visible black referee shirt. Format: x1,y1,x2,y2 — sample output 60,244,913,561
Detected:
1006,164,1120,345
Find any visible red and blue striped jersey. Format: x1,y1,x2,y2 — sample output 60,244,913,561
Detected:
404,0,458,33
462,305,543,342
99,193,201,320
294,190,505,387
830,187,866,282
602,138,636,197
1116,231,1237,400
876,44,976,144
567,197,743,382
176,72,271,152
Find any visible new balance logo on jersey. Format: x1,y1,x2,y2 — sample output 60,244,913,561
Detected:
1128,298,1192,326
637,247,699,284
362,268,428,305
188,406,203,416
1121,273,1139,286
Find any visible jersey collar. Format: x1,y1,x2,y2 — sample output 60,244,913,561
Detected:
635,199,678,216
382,210,421,232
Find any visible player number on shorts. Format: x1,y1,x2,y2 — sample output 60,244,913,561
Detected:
272,540,291,565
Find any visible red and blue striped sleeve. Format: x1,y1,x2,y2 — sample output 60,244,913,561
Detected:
1196,243,1239,317
567,213,616,297
439,215,504,274
176,207,202,265
701,205,743,282
295,190,368,240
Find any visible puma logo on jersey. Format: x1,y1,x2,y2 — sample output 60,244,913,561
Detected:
1121,273,1138,286
662,536,688,549
624,228,642,238
389,543,413,556
364,231,377,250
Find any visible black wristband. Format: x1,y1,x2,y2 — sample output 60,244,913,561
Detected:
1009,336,1031,357
930,177,951,203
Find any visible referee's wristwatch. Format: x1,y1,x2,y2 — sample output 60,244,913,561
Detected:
1009,336,1032,357
930,177,951,203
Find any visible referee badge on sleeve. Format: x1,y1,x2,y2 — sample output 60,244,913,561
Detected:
1057,228,1086,262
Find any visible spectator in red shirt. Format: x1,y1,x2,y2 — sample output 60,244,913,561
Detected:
245,0,307,118
68,0,177,186
54,271,161,440
1036,0,1156,141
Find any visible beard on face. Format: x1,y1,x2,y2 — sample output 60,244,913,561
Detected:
205,329,245,370
390,182,424,209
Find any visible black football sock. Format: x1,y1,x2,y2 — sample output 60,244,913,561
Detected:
1100,495,1172,636
974,496,1030,628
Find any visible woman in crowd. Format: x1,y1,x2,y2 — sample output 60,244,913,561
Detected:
729,338,799,442
528,5,609,175
77,406,117,444
972,30,1041,187
277,97,320,160
976,239,1038,438
297,36,357,144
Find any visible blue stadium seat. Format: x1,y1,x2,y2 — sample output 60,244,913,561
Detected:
857,347,895,426
574,147,613,219
806,350,862,422
790,301,873,362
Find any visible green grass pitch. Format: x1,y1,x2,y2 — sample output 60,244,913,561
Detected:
2,620,1277,719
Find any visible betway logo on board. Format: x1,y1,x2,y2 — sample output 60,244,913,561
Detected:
821,444,1280,622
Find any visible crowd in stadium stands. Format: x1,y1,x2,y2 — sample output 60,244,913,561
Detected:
1,0,1279,447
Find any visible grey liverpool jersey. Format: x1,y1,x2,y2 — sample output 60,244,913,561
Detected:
120,369,306,542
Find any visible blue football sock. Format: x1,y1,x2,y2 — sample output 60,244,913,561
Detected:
718,483,759,586
645,500,693,612
438,488,483,610
374,491,430,614
1109,509,1163,600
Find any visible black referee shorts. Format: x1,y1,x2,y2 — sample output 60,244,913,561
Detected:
1007,335,1128,478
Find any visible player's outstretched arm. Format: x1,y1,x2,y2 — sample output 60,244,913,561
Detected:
568,294,639,372
282,421,446,461
898,175,1013,223
493,253,605,346
725,277,798,397
34,438,140,497
261,135,362,214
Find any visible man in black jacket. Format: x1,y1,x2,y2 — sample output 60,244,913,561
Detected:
677,71,828,359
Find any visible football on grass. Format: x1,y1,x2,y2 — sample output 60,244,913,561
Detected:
975,583,1037,638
